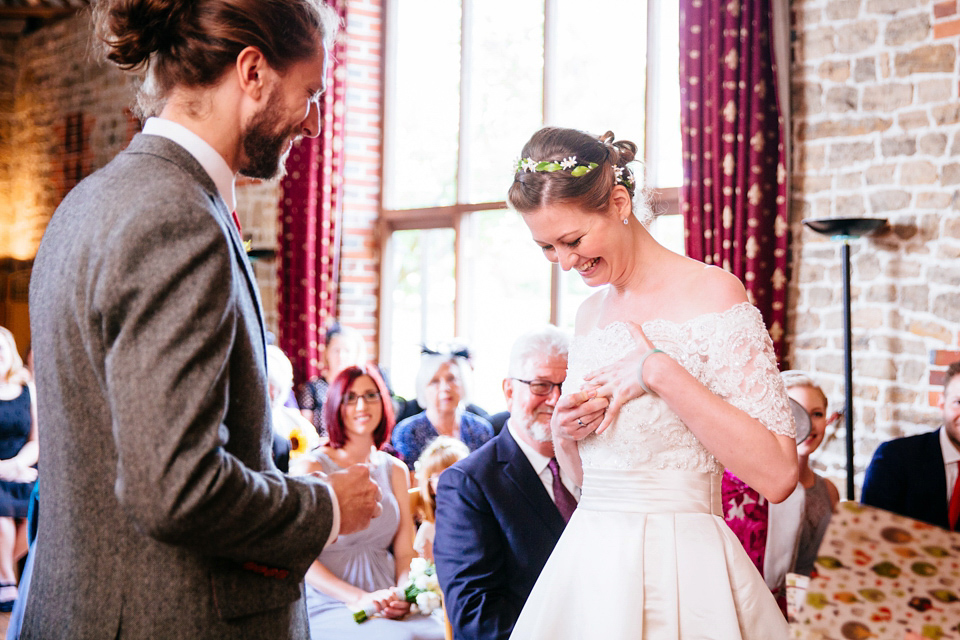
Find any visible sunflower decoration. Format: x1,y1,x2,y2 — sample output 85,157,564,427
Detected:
288,423,310,458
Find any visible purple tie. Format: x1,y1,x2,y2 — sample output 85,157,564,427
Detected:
547,458,577,523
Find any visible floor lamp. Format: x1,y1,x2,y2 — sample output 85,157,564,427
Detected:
801,217,887,500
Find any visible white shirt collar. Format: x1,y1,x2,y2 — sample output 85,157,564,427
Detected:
940,425,960,465
141,117,237,212
507,419,552,476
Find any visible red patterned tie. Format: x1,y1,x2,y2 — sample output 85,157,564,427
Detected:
548,458,577,523
949,463,960,531
230,210,242,235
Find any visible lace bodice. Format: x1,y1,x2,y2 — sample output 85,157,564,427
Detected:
566,302,795,474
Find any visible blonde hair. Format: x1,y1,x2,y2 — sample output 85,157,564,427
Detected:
0,327,29,386
416,436,469,523
781,370,827,406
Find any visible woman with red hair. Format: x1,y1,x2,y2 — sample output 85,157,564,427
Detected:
294,366,444,639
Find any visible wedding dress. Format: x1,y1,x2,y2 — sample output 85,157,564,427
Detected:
510,303,793,639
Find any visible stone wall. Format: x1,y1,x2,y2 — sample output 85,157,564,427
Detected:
790,0,960,494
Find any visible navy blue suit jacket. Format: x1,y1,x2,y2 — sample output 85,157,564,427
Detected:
434,426,567,640
861,429,949,529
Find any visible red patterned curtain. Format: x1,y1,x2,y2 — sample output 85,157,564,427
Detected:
278,0,348,385
679,0,789,361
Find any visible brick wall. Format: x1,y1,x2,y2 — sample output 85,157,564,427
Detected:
0,14,136,261
790,0,960,493
338,0,384,360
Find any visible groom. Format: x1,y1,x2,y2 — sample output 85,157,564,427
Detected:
434,326,577,640
24,1,381,638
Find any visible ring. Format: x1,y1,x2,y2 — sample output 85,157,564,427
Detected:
577,418,585,427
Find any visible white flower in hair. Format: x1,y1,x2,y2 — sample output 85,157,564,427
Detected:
612,165,625,182
560,156,578,170
520,158,537,173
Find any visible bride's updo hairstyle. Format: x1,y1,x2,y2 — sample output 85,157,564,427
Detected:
94,0,339,116
508,127,640,215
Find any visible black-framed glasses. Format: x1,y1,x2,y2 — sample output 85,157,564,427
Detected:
511,378,562,396
344,391,382,406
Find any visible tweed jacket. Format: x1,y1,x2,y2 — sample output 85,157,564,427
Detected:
24,134,334,639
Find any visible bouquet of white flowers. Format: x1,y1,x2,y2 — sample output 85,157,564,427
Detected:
352,557,443,623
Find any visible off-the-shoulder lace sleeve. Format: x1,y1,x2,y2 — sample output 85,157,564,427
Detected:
680,303,796,438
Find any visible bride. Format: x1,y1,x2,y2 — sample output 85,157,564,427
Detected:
507,127,797,639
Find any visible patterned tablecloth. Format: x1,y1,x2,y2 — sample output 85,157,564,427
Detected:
789,501,960,640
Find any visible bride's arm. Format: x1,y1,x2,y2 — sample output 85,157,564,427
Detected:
641,352,798,503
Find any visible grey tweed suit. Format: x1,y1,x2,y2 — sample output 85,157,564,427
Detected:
24,134,333,639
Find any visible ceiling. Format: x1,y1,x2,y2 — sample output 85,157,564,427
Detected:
0,0,89,36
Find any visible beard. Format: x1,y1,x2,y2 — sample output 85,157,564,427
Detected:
513,412,553,443
239,88,300,180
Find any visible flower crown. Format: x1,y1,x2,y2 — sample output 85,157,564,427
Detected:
514,155,634,188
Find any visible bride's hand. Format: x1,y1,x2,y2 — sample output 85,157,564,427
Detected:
553,389,610,441
582,321,660,434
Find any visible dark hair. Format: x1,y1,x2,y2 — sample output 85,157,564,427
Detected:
946,361,960,390
324,365,395,450
508,127,638,214
95,0,340,115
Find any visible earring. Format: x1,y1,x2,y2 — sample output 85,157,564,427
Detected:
622,217,629,225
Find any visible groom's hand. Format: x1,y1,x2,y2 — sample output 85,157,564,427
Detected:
326,463,382,535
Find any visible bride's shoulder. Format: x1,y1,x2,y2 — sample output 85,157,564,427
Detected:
681,263,748,315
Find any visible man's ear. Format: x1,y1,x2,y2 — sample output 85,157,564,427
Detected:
235,46,272,102
502,378,514,411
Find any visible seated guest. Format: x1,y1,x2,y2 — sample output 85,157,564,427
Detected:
0,327,37,612
862,360,960,530
412,437,469,561
298,323,368,436
391,351,493,470
434,326,574,640
266,344,323,460
296,366,444,640
781,370,840,575
394,343,490,424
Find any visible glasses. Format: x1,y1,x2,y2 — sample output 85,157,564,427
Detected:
344,391,382,406
511,378,562,396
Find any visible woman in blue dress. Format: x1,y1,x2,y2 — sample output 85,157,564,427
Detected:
0,327,37,612
391,352,492,471
294,365,444,640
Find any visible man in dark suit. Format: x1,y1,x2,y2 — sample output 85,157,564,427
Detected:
24,2,380,638
434,326,575,640
862,360,960,529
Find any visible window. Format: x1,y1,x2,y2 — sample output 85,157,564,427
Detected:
381,0,682,411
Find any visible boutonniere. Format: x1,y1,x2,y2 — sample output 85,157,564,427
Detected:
243,239,252,253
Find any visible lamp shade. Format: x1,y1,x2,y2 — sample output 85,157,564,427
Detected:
802,217,887,239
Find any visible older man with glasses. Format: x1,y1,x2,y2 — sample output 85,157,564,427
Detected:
433,325,576,640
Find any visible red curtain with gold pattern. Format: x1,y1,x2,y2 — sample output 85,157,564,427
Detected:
277,0,347,385
679,0,789,361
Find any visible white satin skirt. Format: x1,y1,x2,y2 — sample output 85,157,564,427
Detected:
509,468,789,639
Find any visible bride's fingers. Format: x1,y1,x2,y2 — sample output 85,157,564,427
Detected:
625,321,653,350
556,389,597,411
595,395,627,434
